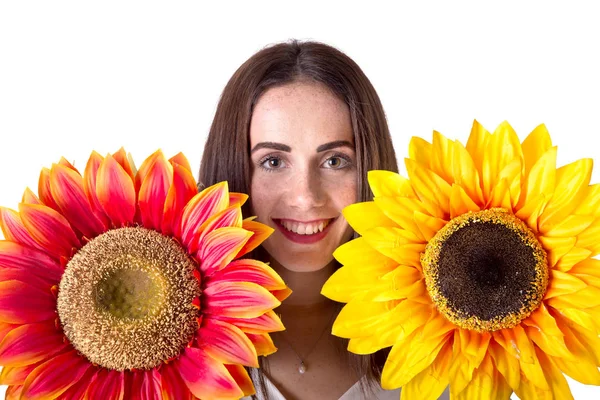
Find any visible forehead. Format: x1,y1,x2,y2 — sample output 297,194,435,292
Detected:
249,81,353,146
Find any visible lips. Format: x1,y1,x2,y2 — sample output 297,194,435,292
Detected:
272,218,335,244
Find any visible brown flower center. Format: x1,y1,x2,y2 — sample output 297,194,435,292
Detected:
422,208,548,332
57,227,200,370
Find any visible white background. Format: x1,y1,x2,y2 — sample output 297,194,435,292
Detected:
1,1,599,399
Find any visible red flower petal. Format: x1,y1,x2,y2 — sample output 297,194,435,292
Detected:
188,206,243,254
246,333,278,356
176,347,243,399
0,361,41,385
209,259,287,291
163,163,197,237
0,241,63,283
55,364,97,400
0,269,54,292
271,287,293,302
38,168,60,211
22,188,41,205
229,192,249,208
20,349,90,399
139,152,173,231
83,151,112,227
160,363,193,400
179,182,230,247
18,203,80,260
203,281,280,319
5,384,23,400
197,319,258,367
197,227,252,277
96,154,136,227
112,147,136,182
131,369,162,400
0,207,45,252
225,364,255,396
236,219,274,259
216,310,285,334
87,369,125,400
49,163,106,239
135,150,162,192
168,152,192,173
0,322,67,367
0,322,17,342
0,281,56,324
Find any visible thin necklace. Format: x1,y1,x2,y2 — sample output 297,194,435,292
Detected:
278,308,336,375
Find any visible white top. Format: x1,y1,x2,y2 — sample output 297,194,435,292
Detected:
242,372,450,400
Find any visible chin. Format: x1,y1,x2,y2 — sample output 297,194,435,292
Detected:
269,252,337,273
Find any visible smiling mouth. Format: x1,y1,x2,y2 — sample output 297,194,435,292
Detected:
273,219,334,235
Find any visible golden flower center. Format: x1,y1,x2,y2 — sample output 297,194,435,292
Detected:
57,227,200,370
422,208,548,332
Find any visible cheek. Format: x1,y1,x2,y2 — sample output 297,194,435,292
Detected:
327,174,358,211
249,174,280,223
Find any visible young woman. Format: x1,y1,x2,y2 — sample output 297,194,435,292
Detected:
199,40,402,400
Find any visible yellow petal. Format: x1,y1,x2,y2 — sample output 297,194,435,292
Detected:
450,141,484,206
538,236,575,268
333,299,397,339
449,184,481,219
408,136,432,168
413,211,446,241
333,237,397,267
465,119,490,175
454,354,509,400
381,328,449,389
535,349,575,400
488,340,520,390
516,146,557,214
555,247,592,272
493,325,549,390
522,303,573,360
400,340,452,400
544,270,588,299
368,170,416,198
430,131,455,184
486,178,513,211
481,121,523,203
374,196,428,239
540,214,594,237
574,183,600,217
539,158,593,227
521,123,552,178
405,159,451,218
362,227,426,268
343,201,398,236
347,300,431,355
449,330,491,395
321,261,399,303
575,218,600,255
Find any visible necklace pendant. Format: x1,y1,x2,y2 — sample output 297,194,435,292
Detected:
298,361,307,374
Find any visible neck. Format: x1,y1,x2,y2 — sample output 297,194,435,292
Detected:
270,259,337,314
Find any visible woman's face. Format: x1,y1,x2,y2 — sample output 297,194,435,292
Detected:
249,81,358,272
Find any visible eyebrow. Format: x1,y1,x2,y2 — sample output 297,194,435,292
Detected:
250,142,291,154
316,140,354,152
250,140,354,154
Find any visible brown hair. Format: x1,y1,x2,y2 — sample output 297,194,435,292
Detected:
198,39,398,397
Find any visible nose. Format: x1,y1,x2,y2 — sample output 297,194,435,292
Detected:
286,166,326,209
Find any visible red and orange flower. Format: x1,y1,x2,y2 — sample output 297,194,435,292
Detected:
0,149,289,399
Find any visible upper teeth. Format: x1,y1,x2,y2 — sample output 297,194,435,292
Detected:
281,220,329,235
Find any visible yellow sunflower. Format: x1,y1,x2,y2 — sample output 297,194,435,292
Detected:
322,121,600,399
0,149,289,399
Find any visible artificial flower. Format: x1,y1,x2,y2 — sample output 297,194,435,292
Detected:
323,121,600,399
0,149,289,399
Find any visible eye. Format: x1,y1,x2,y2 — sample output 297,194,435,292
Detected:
323,154,351,169
259,155,285,171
